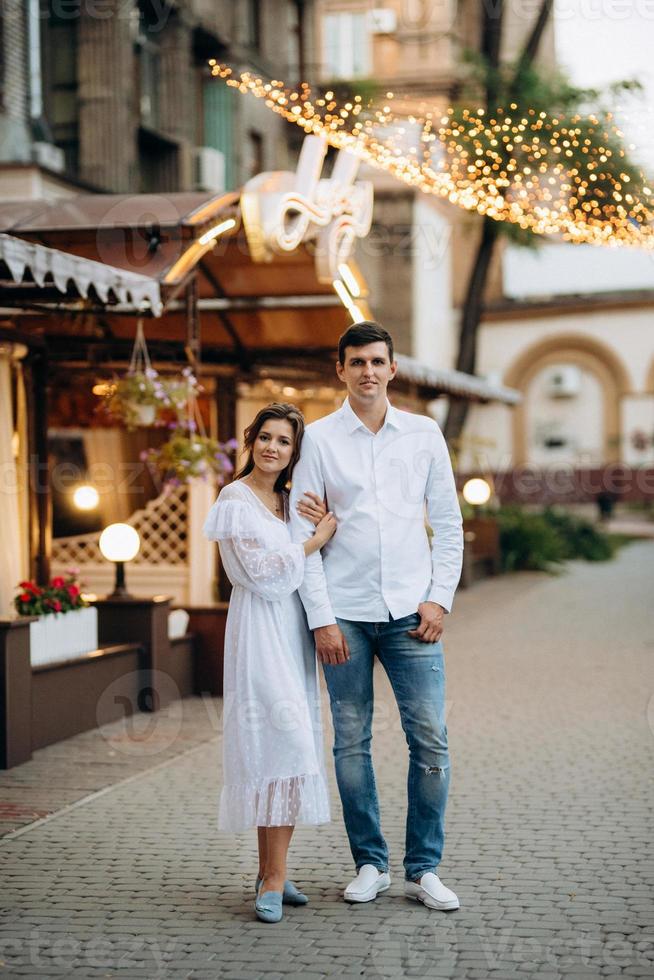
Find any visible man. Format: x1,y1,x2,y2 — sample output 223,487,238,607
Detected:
290,321,464,911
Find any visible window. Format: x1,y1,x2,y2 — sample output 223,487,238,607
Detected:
202,79,236,192
40,6,79,172
244,0,261,50
246,130,263,180
136,1,162,129
322,11,370,79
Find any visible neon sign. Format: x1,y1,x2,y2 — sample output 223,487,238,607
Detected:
240,134,373,282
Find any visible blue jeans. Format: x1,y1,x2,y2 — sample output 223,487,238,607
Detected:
322,613,450,882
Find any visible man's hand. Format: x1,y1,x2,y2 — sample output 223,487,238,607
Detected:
314,624,350,665
408,601,445,644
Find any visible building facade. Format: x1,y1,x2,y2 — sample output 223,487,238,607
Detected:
467,243,654,476
0,0,316,197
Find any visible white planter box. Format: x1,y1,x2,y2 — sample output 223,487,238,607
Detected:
29,606,99,668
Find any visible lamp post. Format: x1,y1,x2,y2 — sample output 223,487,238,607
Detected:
462,477,492,508
73,485,99,510
99,523,140,598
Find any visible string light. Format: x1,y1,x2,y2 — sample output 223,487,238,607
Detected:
207,61,654,249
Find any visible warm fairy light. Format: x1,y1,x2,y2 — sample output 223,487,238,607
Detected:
208,63,654,248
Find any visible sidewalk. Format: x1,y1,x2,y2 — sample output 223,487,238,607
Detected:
1,540,653,979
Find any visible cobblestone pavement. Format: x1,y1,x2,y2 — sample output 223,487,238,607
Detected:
1,541,653,980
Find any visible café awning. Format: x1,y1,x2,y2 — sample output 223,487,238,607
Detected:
395,354,521,405
0,192,356,354
0,192,520,405
0,232,163,315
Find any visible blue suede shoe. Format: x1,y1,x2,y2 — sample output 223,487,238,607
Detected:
254,889,283,923
255,877,309,906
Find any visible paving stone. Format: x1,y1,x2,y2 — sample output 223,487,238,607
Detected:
0,543,653,979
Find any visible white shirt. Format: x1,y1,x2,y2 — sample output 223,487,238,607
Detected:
289,397,464,629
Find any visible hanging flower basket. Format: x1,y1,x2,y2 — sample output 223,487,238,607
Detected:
142,432,238,488
102,368,170,429
98,319,175,430
129,401,157,427
164,366,202,412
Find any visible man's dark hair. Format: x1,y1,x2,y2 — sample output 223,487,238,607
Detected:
337,321,394,365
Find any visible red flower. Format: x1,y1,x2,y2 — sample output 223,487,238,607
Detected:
19,592,31,603
50,576,65,589
67,584,80,598
19,581,38,592
53,600,62,612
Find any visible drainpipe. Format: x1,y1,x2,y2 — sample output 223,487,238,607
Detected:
295,0,306,81
27,0,42,120
27,0,53,143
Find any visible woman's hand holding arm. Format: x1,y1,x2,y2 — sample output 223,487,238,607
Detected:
296,491,327,527
303,512,337,556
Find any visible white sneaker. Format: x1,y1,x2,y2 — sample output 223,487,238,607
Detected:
404,872,460,910
344,864,391,903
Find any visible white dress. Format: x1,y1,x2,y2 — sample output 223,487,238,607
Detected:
202,479,331,832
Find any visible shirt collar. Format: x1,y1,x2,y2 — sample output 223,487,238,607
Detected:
340,397,401,434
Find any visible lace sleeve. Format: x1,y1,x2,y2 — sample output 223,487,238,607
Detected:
203,493,305,600
202,497,259,541
230,536,306,601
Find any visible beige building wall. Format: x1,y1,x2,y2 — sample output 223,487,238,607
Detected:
462,305,654,471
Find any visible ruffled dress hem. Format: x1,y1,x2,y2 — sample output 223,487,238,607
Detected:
218,771,331,832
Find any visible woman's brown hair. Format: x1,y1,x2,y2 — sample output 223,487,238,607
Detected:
234,402,305,492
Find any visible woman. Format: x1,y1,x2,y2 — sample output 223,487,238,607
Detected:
202,403,336,923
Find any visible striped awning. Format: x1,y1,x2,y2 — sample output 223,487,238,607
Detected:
0,233,163,315
395,353,521,405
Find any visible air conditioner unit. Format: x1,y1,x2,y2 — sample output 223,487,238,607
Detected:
193,146,226,193
547,365,581,398
367,7,397,33
32,141,65,173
